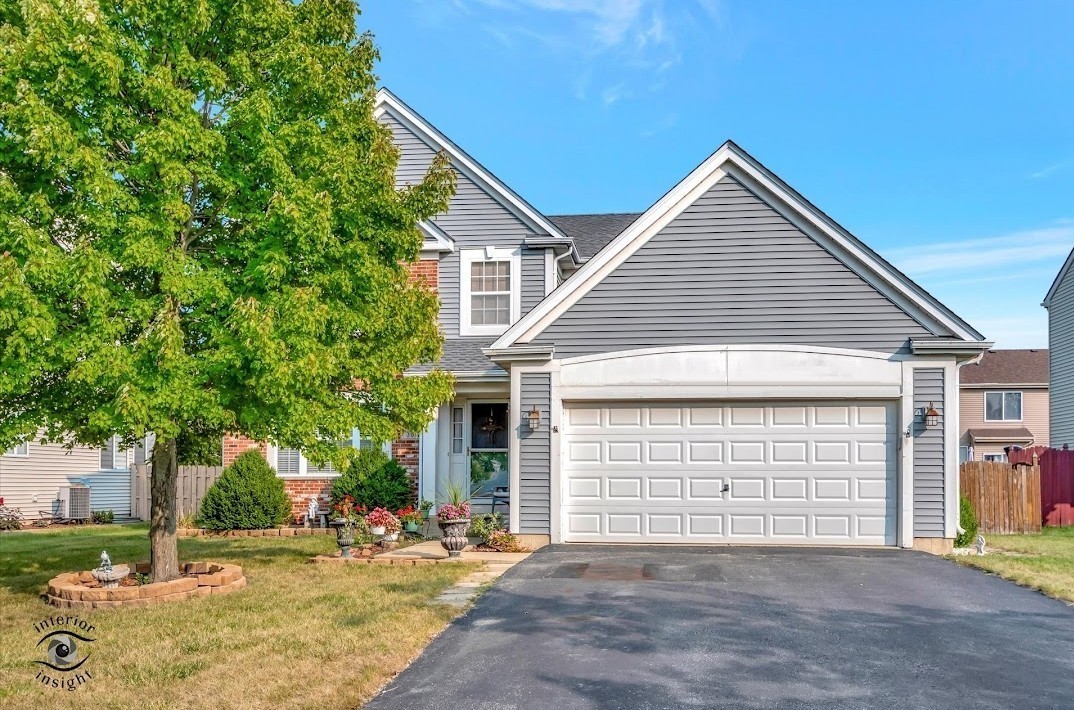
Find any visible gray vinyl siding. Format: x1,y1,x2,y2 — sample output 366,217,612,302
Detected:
519,373,551,534
531,176,940,357
383,112,547,339
1049,263,1074,448
913,368,946,537
0,440,123,519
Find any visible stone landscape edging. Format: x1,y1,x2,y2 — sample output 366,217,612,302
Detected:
45,562,246,609
178,527,334,537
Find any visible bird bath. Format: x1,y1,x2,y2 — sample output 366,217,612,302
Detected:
90,551,130,589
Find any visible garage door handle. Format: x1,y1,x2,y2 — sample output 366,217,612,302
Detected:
721,484,730,493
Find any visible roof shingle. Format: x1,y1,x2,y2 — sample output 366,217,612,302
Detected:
960,349,1049,386
549,213,642,260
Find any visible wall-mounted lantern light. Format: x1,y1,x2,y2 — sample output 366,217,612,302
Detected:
924,403,940,428
527,407,542,431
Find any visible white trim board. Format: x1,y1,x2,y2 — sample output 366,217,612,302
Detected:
491,141,985,350
375,88,571,243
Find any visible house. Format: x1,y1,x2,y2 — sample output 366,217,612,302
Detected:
226,88,990,554
958,349,1049,462
1044,247,1074,449
0,436,149,520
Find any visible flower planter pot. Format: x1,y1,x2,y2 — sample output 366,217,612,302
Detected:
438,518,470,557
331,519,356,558
369,525,386,536
384,532,399,542
403,522,419,533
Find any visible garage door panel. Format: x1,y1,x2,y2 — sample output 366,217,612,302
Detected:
562,401,897,545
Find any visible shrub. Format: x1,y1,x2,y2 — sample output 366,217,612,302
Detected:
486,529,527,553
91,509,115,524
955,493,979,547
0,498,23,531
469,512,505,541
198,451,291,530
331,448,412,511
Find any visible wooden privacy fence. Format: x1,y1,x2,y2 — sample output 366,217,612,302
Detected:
1040,446,1074,527
130,464,224,521
960,461,1041,534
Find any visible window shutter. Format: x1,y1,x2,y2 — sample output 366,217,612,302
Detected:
100,437,115,470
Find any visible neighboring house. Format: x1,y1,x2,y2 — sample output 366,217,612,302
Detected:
1044,247,1074,449
0,435,150,520
223,88,991,553
958,349,1049,462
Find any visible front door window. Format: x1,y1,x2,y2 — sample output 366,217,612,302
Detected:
470,403,508,498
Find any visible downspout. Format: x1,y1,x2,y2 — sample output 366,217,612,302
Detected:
551,246,576,289
953,351,987,539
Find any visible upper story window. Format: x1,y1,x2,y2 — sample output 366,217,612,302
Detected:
984,391,1022,421
4,441,29,457
460,247,521,336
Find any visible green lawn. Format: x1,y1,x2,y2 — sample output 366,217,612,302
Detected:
953,526,1074,604
0,524,477,708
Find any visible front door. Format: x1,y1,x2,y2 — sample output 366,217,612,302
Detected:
469,402,509,506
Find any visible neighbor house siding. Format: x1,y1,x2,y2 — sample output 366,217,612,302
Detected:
518,373,551,534
958,387,1049,458
913,368,946,537
383,112,548,339
531,176,940,357
1050,266,1074,447
0,440,104,519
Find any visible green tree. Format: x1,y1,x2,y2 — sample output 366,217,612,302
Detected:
0,0,454,581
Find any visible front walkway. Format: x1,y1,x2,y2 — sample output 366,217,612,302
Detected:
377,540,531,606
366,545,1074,710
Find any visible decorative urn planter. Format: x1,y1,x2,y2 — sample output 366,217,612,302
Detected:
369,525,386,536
331,519,356,558
438,518,471,557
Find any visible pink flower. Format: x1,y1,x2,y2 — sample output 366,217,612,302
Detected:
437,502,470,521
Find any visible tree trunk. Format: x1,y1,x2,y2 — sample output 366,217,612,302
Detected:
150,436,180,582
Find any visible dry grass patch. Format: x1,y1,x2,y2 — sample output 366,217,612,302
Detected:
0,524,478,708
953,526,1074,604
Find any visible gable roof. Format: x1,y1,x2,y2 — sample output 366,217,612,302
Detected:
549,213,642,260
1043,245,1074,307
492,140,986,350
960,349,1049,386
375,88,570,244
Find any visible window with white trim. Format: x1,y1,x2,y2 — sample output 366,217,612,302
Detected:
100,436,123,470
451,407,464,454
984,453,1007,463
4,441,29,457
984,391,1022,421
460,247,521,336
274,429,376,477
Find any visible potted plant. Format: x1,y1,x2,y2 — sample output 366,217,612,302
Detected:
437,483,471,557
397,505,423,533
382,511,402,542
330,495,359,558
365,507,396,537
419,499,434,519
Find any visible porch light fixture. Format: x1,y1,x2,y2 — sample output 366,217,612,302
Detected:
527,406,542,431
924,403,940,428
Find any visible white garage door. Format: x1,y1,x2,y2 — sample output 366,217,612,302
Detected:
561,402,897,545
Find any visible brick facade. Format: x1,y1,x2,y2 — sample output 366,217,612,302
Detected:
407,259,439,292
391,435,421,500
282,478,335,524
222,434,267,466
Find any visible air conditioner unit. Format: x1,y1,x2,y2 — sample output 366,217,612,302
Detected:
58,484,91,520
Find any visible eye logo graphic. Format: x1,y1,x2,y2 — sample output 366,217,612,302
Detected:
32,615,96,691
36,629,93,672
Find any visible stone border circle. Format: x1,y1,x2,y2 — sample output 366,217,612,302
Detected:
45,562,246,609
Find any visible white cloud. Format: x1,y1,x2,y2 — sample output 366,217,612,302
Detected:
882,222,1073,348
884,223,1074,277
1028,158,1071,180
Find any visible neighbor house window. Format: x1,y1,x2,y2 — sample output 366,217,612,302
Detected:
984,391,1022,421
100,436,123,470
460,247,521,336
984,453,1007,463
4,442,29,457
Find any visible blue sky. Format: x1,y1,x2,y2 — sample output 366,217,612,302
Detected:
362,0,1074,348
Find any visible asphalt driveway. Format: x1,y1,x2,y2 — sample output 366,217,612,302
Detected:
367,545,1074,709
